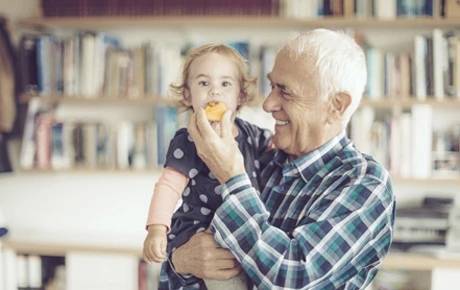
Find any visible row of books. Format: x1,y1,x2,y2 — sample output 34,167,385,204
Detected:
41,0,279,17
365,30,460,101
18,32,277,100
20,100,178,171
138,261,160,290
355,0,458,19
39,0,460,19
3,253,65,290
20,29,460,103
282,0,448,19
350,104,460,179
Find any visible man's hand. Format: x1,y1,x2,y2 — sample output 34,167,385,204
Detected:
171,230,242,280
188,109,246,184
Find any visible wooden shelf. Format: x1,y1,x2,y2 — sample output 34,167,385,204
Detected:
382,252,460,271
20,93,169,106
20,93,265,107
16,16,460,30
3,239,460,270
1,240,142,257
360,98,460,108
390,176,460,184
19,168,163,174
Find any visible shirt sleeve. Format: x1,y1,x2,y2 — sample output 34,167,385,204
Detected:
145,167,189,232
211,173,395,289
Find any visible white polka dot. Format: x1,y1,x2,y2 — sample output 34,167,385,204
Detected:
201,208,211,215
193,220,200,225
255,137,259,145
183,187,190,196
196,227,206,233
214,185,221,195
172,247,176,252
168,234,176,239
183,203,189,212
188,135,194,142
252,171,257,178
173,148,184,159
247,137,252,145
189,168,198,178
254,160,260,169
208,171,216,179
199,194,208,203
191,179,196,186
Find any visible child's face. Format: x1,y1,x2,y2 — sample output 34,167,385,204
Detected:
185,52,244,115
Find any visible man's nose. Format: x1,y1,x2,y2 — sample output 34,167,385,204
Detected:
262,91,280,112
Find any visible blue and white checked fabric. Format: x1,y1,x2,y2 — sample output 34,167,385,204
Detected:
160,130,395,290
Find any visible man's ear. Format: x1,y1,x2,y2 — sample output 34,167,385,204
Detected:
327,92,352,124
183,87,192,106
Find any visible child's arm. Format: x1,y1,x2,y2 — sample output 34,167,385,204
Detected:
146,167,190,232
144,167,189,263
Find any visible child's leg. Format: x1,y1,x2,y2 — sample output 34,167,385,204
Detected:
204,271,249,290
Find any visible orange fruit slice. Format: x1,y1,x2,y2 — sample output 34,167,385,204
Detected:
205,101,227,121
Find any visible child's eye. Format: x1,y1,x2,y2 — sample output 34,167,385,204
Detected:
222,81,231,87
199,81,208,86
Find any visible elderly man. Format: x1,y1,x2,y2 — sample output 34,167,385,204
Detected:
160,28,395,290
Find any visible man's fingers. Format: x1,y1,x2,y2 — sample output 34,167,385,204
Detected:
188,111,200,140
216,258,241,269
196,108,216,139
213,266,243,280
220,110,233,139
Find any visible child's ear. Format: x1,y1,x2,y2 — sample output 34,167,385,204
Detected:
238,92,248,106
183,87,192,106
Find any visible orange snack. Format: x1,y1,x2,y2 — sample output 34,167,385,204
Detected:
205,101,227,121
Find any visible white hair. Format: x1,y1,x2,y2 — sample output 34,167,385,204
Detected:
284,29,367,127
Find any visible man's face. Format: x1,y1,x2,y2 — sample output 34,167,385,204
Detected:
263,48,331,160
185,52,242,114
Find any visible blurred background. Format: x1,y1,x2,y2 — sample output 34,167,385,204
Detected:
1,0,460,289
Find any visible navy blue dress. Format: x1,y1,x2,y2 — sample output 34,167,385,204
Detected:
164,118,273,253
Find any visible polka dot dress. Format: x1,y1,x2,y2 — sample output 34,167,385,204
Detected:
164,118,273,253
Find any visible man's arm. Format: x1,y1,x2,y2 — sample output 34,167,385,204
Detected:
211,174,395,289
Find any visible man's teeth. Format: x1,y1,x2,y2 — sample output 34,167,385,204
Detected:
276,120,289,125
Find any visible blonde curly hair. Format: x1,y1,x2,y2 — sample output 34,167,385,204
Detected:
169,43,257,112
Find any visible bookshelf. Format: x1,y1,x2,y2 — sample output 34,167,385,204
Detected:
3,239,460,271
4,0,460,289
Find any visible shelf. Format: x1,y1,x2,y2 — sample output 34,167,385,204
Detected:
3,239,460,270
20,93,265,107
390,177,460,184
20,94,169,106
360,98,460,108
16,16,460,30
19,168,163,174
382,252,460,271
1,240,142,257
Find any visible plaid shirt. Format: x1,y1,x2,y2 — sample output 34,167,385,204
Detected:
159,130,395,289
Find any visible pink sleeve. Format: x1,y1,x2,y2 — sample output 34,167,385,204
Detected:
145,167,190,233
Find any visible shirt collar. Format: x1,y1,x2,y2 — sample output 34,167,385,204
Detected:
273,130,350,183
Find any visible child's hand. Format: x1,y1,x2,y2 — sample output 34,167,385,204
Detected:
143,225,167,263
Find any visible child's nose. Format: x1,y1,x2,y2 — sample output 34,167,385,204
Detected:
210,86,221,97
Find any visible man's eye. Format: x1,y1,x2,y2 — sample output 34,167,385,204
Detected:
199,81,208,86
222,81,231,87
